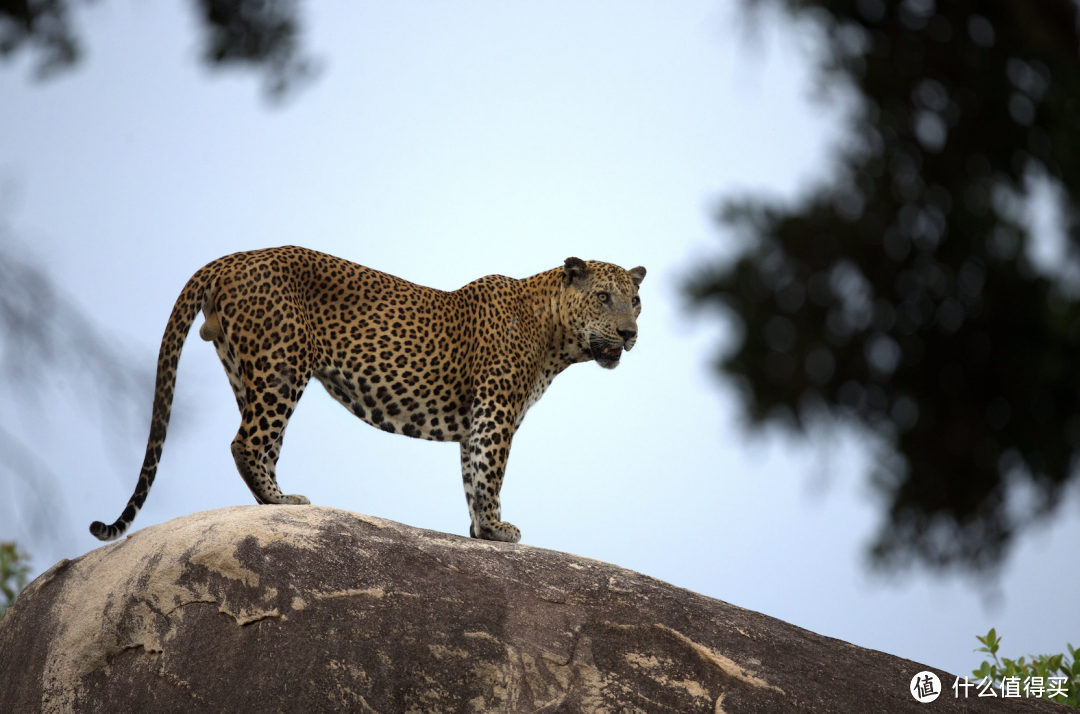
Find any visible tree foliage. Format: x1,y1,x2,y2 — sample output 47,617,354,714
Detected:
689,0,1080,572
0,0,313,96
974,628,1080,706
0,542,29,618
0,229,153,549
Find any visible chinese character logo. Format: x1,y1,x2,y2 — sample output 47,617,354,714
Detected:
911,671,942,703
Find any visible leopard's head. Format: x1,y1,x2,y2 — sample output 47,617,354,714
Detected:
560,257,646,369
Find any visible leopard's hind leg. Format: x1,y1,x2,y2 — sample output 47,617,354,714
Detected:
209,331,270,504
205,300,309,506
264,432,287,496
230,359,311,506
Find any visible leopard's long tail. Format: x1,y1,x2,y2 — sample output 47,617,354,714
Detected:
89,263,216,541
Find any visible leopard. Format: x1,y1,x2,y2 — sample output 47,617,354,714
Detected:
90,246,645,543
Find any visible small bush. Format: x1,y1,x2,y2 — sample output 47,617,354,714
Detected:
973,628,1079,707
0,542,30,618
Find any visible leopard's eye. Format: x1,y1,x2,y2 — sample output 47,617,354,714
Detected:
631,296,640,307
597,292,609,303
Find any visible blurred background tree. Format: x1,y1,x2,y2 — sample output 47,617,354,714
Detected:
689,0,1080,573
0,0,313,97
0,231,153,550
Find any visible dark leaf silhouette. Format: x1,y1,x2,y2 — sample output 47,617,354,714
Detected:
690,0,1080,572
0,0,314,97
0,228,152,549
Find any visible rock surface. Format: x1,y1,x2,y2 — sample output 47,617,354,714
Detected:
0,506,1061,713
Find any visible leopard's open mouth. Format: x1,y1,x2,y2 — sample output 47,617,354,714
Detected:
590,340,623,369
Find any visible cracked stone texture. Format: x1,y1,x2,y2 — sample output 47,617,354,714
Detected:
0,506,1062,713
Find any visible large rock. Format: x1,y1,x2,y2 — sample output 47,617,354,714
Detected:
0,506,1058,713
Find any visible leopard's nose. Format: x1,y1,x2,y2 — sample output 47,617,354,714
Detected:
617,328,636,342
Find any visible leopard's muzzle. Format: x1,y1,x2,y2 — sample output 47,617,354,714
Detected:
590,332,635,369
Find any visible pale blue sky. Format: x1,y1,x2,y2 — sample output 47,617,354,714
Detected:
1,0,1077,681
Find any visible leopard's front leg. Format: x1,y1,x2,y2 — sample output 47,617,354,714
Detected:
460,406,521,543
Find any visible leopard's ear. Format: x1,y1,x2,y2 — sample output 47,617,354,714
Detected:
563,257,587,285
628,266,646,287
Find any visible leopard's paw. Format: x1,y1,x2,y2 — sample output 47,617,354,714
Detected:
471,520,521,543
